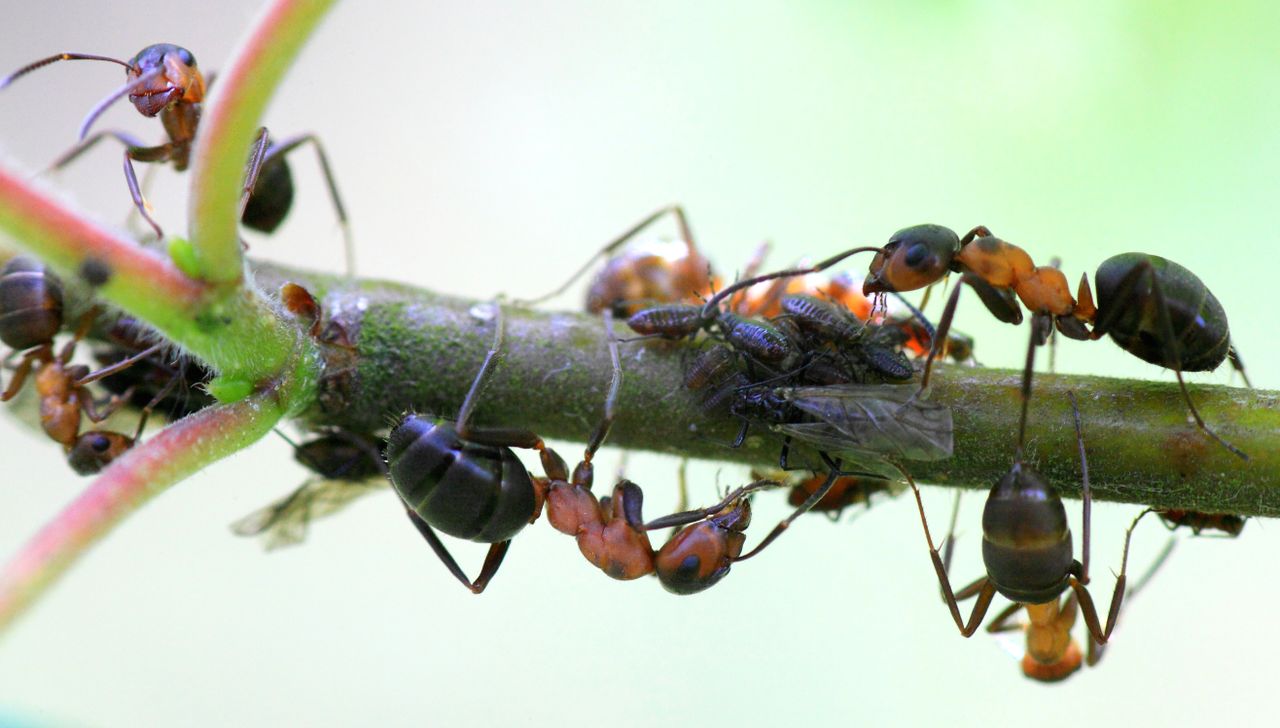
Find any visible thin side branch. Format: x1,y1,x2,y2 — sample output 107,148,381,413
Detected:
0,387,290,633
187,0,339,283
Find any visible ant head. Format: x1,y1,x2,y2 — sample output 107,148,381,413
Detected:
862,224,959,295
126,44,204,116
1020,640,1083,683
67,431,133,475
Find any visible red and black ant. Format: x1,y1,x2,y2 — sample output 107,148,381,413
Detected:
522,205,721,316
861,224,1248,459
0,257,174,474
0,44,353,271
901,316,1152,682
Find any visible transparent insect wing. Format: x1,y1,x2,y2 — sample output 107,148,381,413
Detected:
778,384,954,461
231,477,386,550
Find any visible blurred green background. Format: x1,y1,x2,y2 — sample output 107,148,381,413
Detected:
1,2,1276,726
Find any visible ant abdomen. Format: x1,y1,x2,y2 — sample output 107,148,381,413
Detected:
386,415,538,543
980,466,1074,605
0,257,64,350
1094,253,1230,372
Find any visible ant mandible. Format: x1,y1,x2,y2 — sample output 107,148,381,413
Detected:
861,224,1248,459
0,44,354,272
0,257,175,474
900,314,1152,682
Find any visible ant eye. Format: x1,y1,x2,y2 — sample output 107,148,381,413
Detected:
91,435,111,453
904,243,932,269
176,48,196,67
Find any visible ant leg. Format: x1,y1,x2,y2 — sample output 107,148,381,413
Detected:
958,225,993,247
898,461,996,636
675,459,689,514
918,281,964,392
0,347,46,401
642,479,782,531
46,129,151,172
1094,261,1246,460
1067,390,1092,582
699,245,885,320
1227,343,1252,389
984,600,1026,634
519,204,696,306
239,127,272,221
454,302,506,437
582,310,622,466
1069,507,1156,645
122,150,164,240
74,343,165,386
259,133,356,277
940,490,962,580
404,505,511,594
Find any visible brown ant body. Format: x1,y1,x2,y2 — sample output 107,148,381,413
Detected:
0,257,173,474
862,224,1247,458
902,317,1151,682
0,44,352,270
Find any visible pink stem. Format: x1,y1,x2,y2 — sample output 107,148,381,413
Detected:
0,165,206,312
0,391,284,633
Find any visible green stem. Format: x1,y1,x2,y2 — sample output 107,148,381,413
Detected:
250,262,1280,516
0,387,290,634
187,0,339,284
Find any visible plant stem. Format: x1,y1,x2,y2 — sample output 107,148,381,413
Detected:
187,0,339,284
0,387,290,634
252,262,1280,517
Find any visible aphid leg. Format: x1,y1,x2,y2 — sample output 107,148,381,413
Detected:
898,461,996,637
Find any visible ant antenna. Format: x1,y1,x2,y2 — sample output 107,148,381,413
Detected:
700,245,884,320
77,67,162,140
0,52,132,91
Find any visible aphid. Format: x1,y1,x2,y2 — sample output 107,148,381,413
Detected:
860,224,1246,459
232,428,387,550
1158,509,1246,537
1,44,353,270
902,321,1151,682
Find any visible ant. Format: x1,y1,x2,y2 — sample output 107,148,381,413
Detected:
901,315,1151,682
0,256,175,474
0,44,353,271
521,205,721,316
862,224,1249,459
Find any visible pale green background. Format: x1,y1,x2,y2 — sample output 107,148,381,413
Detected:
0,2,1276,726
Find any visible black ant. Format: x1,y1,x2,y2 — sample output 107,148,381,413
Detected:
384,304,624,593
901,314,1152,682
0,257,175,474
0,44,353,271
861,224,1248,459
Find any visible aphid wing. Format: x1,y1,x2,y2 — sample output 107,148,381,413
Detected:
768,421,903,479
783,384,953,461
230,477,385,550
